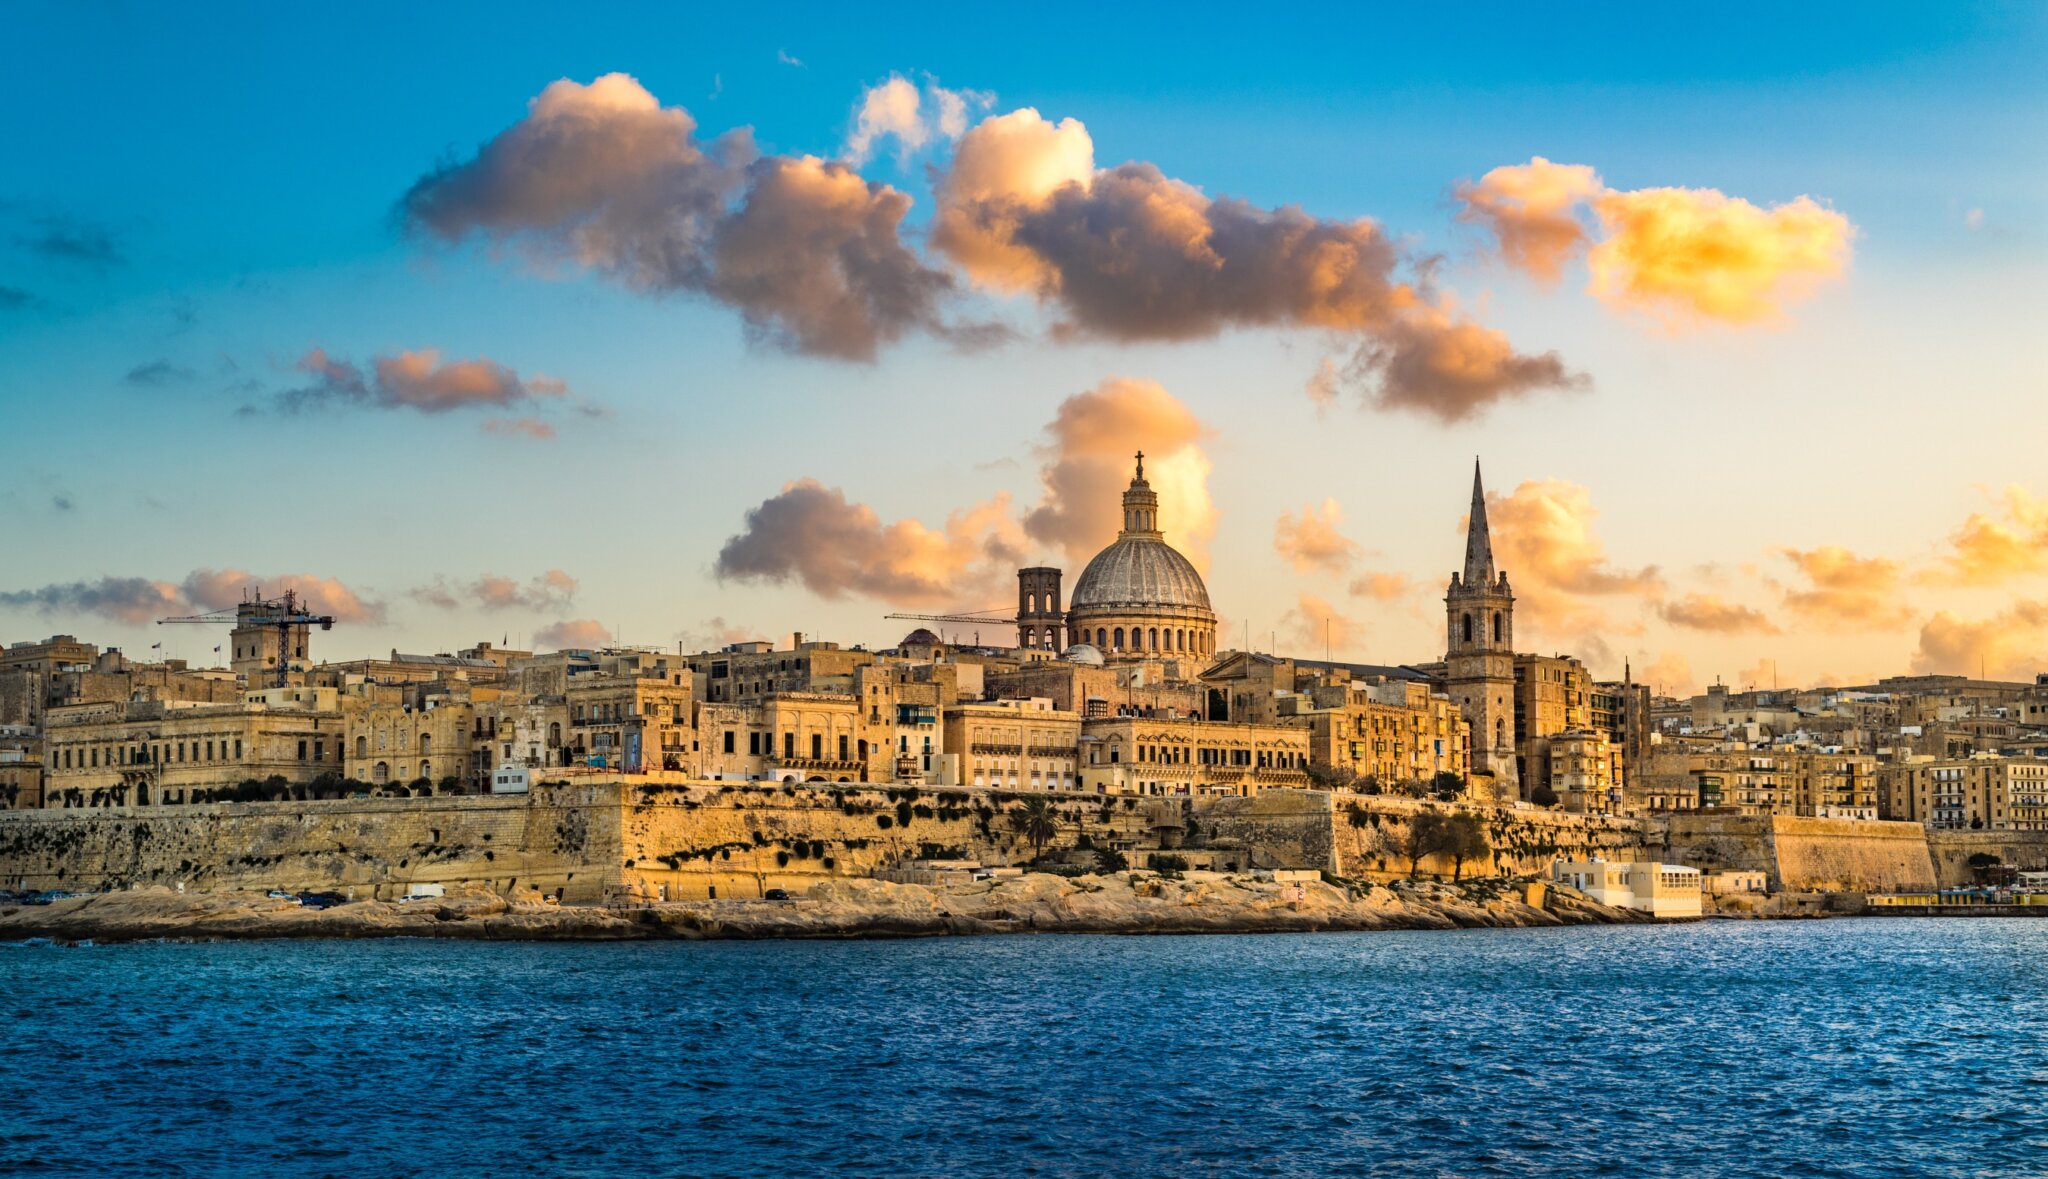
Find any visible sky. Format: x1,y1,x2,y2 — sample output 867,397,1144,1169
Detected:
3,2,2045,695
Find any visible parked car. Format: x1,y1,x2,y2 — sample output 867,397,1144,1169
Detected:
296,890,346,910
763,888,792,902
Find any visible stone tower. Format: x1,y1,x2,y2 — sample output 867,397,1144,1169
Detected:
1445,460,1519,799
1016,566,1064,651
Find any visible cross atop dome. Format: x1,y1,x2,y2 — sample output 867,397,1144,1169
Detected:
1134,450,1145,482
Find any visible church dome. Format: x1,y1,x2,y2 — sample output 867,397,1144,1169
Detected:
1056,452,1219,660
1069,537,1212,611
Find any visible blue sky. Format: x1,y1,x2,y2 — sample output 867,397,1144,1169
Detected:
3,2,2045,691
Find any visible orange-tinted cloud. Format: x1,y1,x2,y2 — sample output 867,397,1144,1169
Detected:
269,348,568,419
482,416,557,440
1275,499,1360,575
535,619,613,651
933,109,1579,422
2,570,382,626
1021,378,1216,569
413,570,577,613
1457,157,1855,326
1483,479,1661,636
180,569,383,624
1926,485,2048,586
1778,546,1911,631
1912,600,2048,681
402,73,960,360
1282,592,1366,659
1658,592,1781,635
676,616,765,652
1453,156,1602,284
0,576,184,626
1637,650,1697,697
1348,572,1414,602
714,378,1211,608
715,480,1026,605
1589,187,1854,326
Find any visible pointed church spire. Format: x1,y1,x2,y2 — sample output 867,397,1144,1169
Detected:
1464,458,1496,585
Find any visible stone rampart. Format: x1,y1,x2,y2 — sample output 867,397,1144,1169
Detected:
18,778,1940,903
1925,830,2048,887
1658,814,1935,892
1328,795,1648,881
0,782,626,900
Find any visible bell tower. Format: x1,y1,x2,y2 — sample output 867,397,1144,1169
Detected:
1445,460,1519,798
1016,567,1064,651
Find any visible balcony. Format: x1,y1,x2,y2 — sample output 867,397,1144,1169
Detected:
766,755,865,775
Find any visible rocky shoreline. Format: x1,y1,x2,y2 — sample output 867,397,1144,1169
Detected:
0,872,1662,944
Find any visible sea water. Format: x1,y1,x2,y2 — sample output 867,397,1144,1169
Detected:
5,919,2047,1176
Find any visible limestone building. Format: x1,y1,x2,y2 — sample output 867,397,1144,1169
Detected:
1079,714,1311,796
1279,678,1469,789
1880,757,2048,830
40,688,346,807
943,698,1081,791
1444,462,1518,798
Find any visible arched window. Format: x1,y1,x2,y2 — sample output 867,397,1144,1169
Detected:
373,761,389,784
1148,627,1158,650
420,760,432,779
547,722,562,747
1461,613,1473,643
419,733,432,754
1113,627,1125,650
1493,612,1503,643
1096,628,1107,648
355,735,367,759
1027,591,1037,613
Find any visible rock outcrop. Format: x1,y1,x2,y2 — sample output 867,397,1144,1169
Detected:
0,873,1652,944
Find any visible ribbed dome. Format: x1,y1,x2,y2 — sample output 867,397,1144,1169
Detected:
1069,537,1212,611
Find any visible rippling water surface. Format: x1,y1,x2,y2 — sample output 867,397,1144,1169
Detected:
6,919,2048,1176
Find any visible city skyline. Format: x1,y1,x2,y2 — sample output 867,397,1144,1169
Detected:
5,4,2046,692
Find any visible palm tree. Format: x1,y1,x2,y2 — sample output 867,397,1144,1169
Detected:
1009,797,1060,861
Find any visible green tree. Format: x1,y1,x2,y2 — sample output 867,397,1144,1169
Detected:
1530,784,1560,808
1009,797,1060,860
1431,771,1466,801
1405,810,1453,877
1444,812,1490,881
1304,763,1353,792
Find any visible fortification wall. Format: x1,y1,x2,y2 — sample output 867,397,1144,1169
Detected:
8,778,1822,903
1925,830,2048,887
0,782,626,900
1198,791,1338,873
614,781,1165,900
1658,814,1935,892
1327,795,1648,882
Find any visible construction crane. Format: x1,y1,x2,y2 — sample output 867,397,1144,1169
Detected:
883,608,1015,647
159,588,336,688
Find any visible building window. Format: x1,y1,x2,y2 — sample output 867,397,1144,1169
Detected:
724,731,735,754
